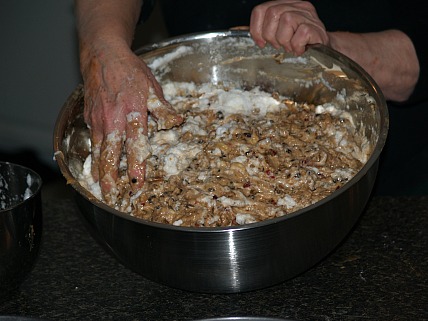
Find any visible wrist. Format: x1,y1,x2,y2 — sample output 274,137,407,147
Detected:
79,37,133,78
328,31,367,61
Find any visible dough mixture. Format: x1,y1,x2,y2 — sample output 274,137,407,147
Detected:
78,81,371,227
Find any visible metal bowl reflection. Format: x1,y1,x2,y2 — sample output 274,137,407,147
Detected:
53,31,388,293
0,162,43,300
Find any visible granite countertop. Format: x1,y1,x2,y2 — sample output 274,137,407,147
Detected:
0,195,427,321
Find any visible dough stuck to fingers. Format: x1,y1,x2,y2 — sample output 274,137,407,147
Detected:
125,111,152,192
90,141,101,183
147,88,184,130
99,129,122,205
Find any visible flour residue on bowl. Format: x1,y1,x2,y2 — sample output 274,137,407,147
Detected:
0,173,9,210
148,45,194,77
0,172,34,211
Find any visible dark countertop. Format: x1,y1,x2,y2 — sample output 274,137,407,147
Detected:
0,195,427,321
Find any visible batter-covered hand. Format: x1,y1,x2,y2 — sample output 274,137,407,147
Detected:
250,0,329,55
81,44,183,204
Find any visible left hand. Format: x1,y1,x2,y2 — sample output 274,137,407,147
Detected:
250,0,330,55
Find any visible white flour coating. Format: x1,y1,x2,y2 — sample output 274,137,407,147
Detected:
280,56,308,64
81,155,102,200
106,130,121,145
126,111,142,122
126,111,152,164
162,82,281,117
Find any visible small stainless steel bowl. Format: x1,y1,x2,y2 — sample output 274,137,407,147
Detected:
54,30,388,293
0,162,43,299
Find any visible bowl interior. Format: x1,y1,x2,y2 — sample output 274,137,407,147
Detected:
56,31,388,215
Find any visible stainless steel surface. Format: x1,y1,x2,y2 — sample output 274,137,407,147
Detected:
0,162,43,299
53,30,388,293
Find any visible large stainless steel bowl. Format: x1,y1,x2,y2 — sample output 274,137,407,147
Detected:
53,31,388,293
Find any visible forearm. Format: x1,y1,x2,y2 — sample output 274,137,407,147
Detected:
329,30,420,102
75,0,142,73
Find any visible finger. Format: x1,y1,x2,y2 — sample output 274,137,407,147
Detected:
259,6,308,51
125,111,151,193
251,1,306,49
147,87,183,130
99,129,123,205
83,87,105,183
273,7,321,53
275,2,326,54
85,116,103,183
290,23,329,55
259,5,285,49
90,138,101,183
250,2,269,48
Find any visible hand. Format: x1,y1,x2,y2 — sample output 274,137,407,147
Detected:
250,0,329,55
81,44,183,204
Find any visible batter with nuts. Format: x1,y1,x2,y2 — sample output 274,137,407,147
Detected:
78,81,371,227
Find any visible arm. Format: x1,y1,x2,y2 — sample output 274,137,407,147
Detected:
75,0,182,204
329,30,419,102
76,0,142,66
250,0,420,102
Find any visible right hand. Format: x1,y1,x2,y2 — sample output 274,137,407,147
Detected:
250,0,330,55
81,42,183,204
